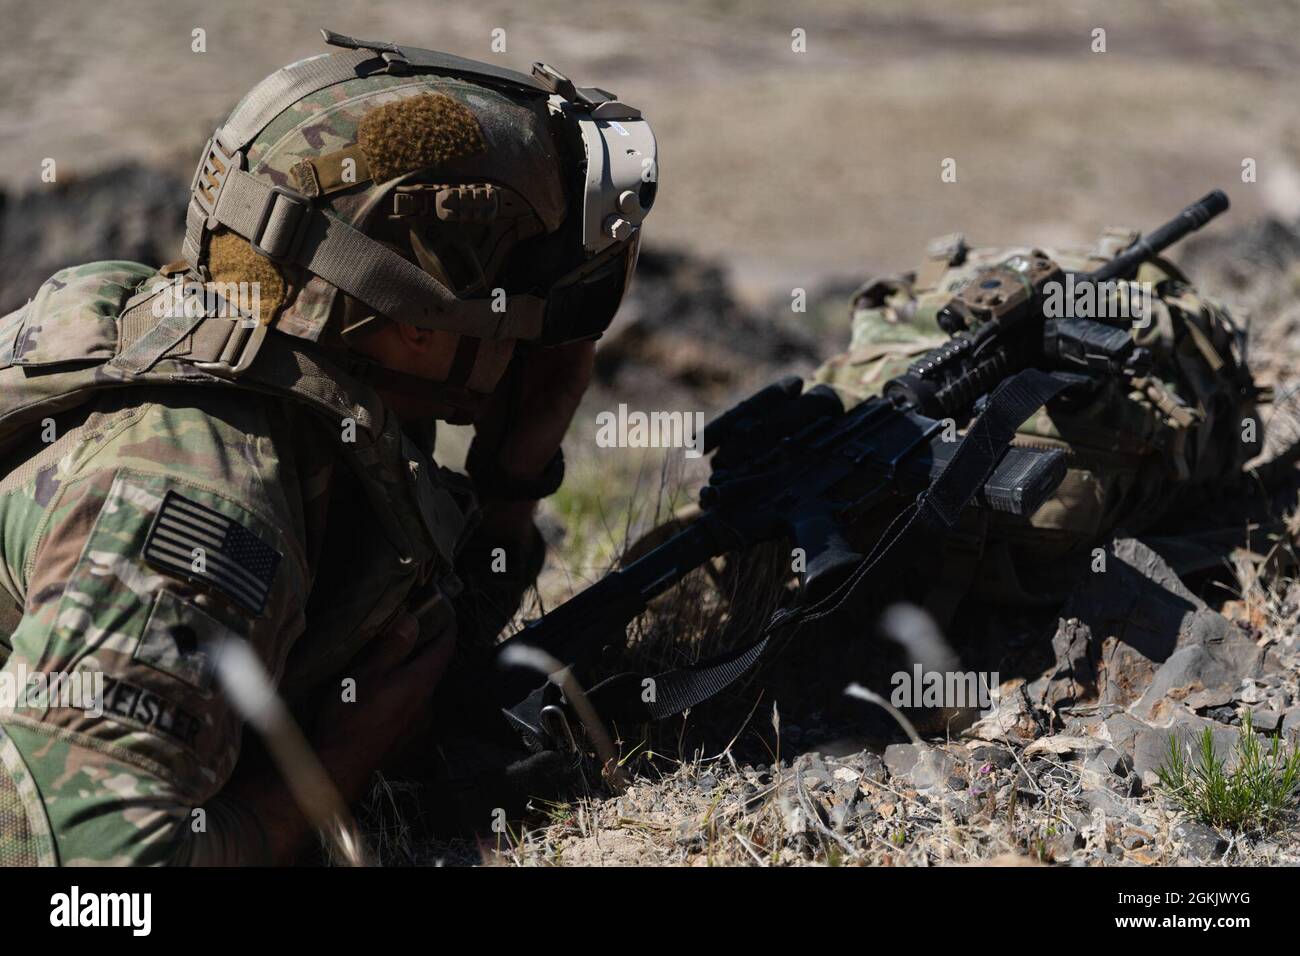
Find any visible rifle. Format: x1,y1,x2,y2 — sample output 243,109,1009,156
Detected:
496,190,1230,744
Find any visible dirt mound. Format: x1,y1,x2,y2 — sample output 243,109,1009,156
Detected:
595,247,823,408
1180,215,1300,296
0,164,188,315
1177,216,1300,382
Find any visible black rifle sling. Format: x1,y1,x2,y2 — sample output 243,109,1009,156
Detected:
580,368,1072,724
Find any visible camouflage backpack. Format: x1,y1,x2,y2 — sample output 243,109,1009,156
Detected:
813,228,1260,610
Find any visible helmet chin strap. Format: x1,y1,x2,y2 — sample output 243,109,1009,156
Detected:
328,209,527,422
338,294,491,426
341,351,492,425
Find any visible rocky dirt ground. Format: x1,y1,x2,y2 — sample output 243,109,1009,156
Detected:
522,534,1299,868
4,0,1300,867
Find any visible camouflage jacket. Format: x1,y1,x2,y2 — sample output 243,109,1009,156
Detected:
0,261,542,865
813,229,1258,605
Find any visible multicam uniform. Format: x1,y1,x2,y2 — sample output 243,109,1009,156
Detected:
812,229,1258,611
0,262,541,865
0,22,660,864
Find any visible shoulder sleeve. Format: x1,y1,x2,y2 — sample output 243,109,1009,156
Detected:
0,402,309,864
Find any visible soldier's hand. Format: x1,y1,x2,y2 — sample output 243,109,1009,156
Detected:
476,339,596,484
313,612,456,792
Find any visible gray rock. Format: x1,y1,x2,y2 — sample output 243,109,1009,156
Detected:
1185,686,1234,711
802,774,832,793
967,744,1014,770
883,743,919,780
1023,735,1104,760
1079,786,1145,825
833,779,860,809
1132,718,1239,780
1250,707,1283,734
1047,829,1084,862
1204,704,1241,725
1061,713,1108,736
1063,806,1092,832
941,793,973,824
1173,821,1228,861
797,755,831,787
1132,627,1267,725
1122,828,1152,850
917,751,960,790
1085,747,1129,777
1059,539,1202,710
1028,617,1097,712
1283,708,1300,735
883,744,956,790
1104,713,1150,762
1112,538,1200,598
1013,769,1040,799
858,752,888,784
1082,746,1133,793
1048,539,1276,724
1236,679,1262,705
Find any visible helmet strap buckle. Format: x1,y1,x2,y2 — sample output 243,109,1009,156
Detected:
191,133,243,229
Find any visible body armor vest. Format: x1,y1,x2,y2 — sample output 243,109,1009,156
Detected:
0,262,473,688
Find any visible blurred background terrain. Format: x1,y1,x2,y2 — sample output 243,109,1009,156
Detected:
6,0,1300,866
5,0,1300,292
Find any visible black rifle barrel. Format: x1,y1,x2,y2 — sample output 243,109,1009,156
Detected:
1088,190,1229,282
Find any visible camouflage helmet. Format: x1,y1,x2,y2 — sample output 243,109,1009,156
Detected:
182,29,656,356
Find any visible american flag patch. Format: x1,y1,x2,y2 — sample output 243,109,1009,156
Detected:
143,491,282,616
